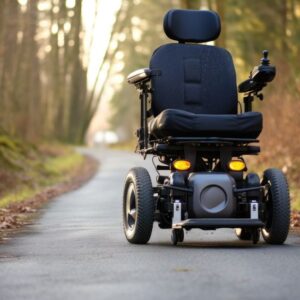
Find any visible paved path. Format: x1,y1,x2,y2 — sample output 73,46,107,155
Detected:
1,148,300,300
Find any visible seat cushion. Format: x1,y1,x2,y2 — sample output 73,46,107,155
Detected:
149,109,263,139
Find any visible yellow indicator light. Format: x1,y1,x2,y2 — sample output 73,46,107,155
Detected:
228,160,246,171
173,160,191,171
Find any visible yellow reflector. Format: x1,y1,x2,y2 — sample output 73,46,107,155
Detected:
228,160,246,171
173,160,191,171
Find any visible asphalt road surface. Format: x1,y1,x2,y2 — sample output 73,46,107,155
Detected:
1,148,300,300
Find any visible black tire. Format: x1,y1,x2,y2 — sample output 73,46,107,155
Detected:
178,229,184,243
252,229,260,244
171,230,178,245
123,167,154,244
261,168,290,244
171,229,184,245
235,228,252,240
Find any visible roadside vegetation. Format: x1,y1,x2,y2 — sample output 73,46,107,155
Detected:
0,130,82,209
0,129,97,233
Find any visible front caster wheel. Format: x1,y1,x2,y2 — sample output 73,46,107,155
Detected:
123,167,154,244
235,228,252,240
171,229,184,245
252,229,260,244
261,169,290,245
235,228,260,244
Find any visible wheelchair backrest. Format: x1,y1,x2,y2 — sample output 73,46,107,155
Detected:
150,9,238,117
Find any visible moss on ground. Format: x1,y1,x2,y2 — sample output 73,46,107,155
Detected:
0,129,85,209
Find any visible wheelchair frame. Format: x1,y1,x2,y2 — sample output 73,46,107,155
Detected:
133,75,265,227
123,10,290,246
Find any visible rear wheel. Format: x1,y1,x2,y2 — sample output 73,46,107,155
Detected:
261,168,290,244
123,167,154,244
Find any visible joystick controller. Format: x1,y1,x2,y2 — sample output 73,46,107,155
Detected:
251,50,275,83
238,50,277,112
238,50,276,94
261,50,270,66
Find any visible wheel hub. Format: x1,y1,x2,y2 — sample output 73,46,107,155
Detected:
126,183,137,230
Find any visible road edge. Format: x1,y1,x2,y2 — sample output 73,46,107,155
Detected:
0,154,99,241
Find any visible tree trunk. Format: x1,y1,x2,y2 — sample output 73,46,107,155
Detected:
215,0,226,48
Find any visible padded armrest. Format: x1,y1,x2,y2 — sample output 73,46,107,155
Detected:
127,68,151,85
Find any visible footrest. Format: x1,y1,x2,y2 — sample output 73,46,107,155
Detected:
174,218,264,229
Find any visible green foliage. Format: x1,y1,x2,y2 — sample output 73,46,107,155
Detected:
0,128,38,171
43,152,84,179
0,150,83,208
0,129,84,208
0,187,38,209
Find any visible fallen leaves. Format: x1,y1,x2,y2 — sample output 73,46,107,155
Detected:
0,214,20,229
0,155,98,239
291,211,300,228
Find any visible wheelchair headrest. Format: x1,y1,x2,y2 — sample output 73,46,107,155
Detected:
163,9,221,43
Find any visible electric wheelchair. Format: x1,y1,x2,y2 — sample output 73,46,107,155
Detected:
123,9,290,245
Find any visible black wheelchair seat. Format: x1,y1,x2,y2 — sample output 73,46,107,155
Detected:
142,10,263,141
149,109,262,139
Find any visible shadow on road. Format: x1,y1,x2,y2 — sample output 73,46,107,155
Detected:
148,240,294,250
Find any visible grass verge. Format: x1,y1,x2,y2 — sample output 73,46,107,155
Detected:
0,149,85,209
0,131,98,237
